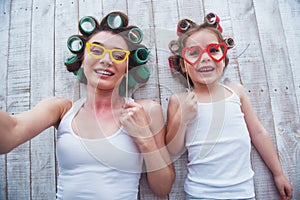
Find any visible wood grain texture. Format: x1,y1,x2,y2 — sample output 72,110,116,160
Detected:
0,0,299,199
30,0,56,199
0,1,10,200
6,0,32,199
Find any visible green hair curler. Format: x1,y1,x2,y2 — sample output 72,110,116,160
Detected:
133,48,150,64
67,35,85,54
79,16,97,35
128,27,143,44
132,65,150,83
107,13,125,29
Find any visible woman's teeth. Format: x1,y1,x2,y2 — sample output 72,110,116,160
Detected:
96,70,113,76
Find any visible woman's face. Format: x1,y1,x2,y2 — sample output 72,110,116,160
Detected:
182,29,226,86
82,31,129,91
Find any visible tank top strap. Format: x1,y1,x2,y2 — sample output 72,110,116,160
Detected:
67,98,86,119
219,83,235,94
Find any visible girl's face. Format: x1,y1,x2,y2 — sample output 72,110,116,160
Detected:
82,31,129,91
182,29,226,86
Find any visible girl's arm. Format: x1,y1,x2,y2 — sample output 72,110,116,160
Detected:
0,97,72,154
120,100,175,196
232,83,293,200
166,92,198,155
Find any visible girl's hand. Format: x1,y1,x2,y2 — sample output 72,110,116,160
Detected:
274,173,293,200
180,91,198,124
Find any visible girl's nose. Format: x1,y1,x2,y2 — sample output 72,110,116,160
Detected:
200,52,211,63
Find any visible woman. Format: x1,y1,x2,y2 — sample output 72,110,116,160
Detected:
0,11,175,199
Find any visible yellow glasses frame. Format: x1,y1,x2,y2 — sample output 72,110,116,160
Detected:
86,42,130,63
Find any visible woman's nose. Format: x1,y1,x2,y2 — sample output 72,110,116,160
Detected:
99,52,113,66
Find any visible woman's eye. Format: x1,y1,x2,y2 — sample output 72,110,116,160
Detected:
91,47,104,55
112,52,126,60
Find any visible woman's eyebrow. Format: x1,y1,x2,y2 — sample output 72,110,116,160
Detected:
91,41,103,45
90,41,125,50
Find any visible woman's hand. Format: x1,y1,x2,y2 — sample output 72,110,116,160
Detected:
120,100,151,140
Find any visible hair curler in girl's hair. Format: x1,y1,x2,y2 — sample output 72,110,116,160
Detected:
204,12,223,33
177,18,197,36
168,55,181,73
224,37,235,49
168,40,180,54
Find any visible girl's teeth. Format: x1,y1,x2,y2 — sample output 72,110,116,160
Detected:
199,67,214,72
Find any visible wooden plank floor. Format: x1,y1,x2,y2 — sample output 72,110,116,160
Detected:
0,0,299,199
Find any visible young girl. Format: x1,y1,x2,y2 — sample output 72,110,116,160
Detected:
0,12,174,199
166,14,293,200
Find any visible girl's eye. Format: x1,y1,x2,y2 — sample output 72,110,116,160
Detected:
190,49,200,56
209,47,219,54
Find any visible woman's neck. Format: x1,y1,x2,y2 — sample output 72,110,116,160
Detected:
84,86,125,114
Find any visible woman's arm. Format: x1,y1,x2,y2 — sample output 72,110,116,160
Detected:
166,92,197,155
232,83,293,200
120,100,175,196
0,97,72,154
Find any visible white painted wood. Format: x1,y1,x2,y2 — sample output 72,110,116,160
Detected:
30,0,56,199
6,0,32,199
54,0,80,100
0,0,299,199
252,0,299,199
278,1,300,198
0,1,10,199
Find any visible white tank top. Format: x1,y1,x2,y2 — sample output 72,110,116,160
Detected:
56,98,143,200
184,85,255,199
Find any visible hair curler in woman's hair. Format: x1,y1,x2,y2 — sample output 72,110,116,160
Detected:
131,64,151,83
118,64,151,96
177,18,197,36
204,12,223,33
127,27,143,44
131,48,150,65
67,35,86,54
100,11,129,29
78,16,98,36
224,37,235,49
65,55,81,72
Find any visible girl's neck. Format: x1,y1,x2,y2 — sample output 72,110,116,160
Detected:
193,82,227,103
193,82,221,94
